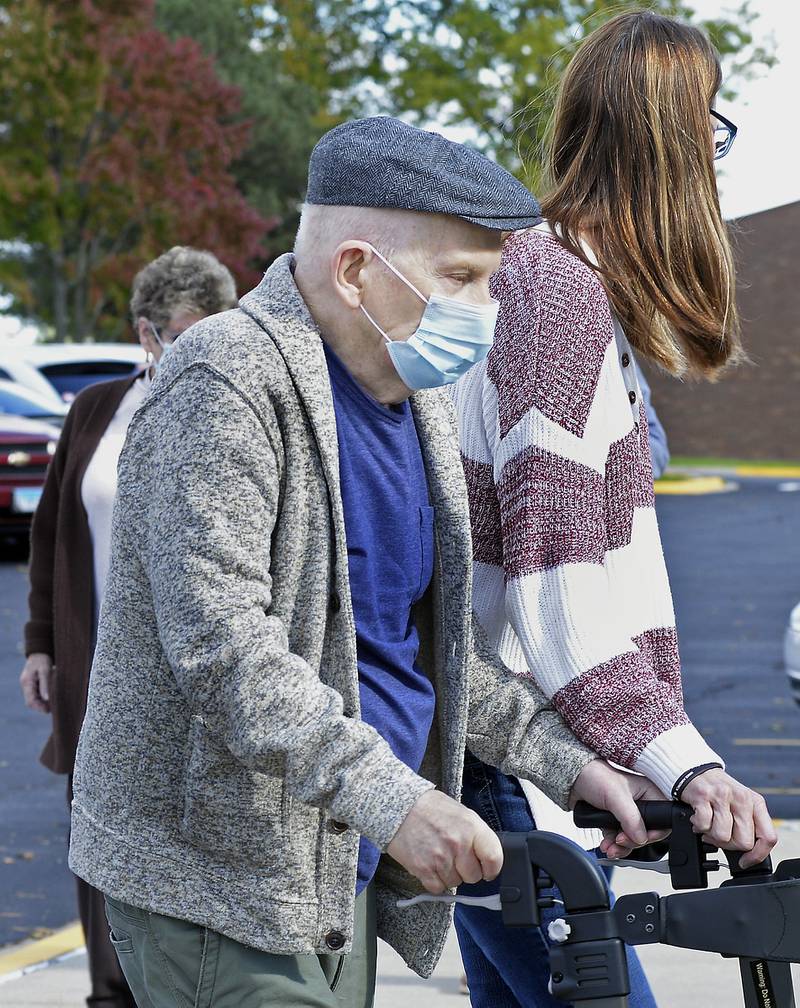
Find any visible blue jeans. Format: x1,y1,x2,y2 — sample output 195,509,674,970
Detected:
455,753,657,1008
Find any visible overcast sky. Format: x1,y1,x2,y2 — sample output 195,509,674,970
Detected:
692,0,800,219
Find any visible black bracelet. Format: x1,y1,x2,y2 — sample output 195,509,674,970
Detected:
671,762,724,802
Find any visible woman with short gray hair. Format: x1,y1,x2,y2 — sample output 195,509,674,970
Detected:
130,246,237,357
19,246,236,1008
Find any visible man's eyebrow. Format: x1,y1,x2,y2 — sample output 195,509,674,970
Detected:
434,253,497,273
434,262,475,274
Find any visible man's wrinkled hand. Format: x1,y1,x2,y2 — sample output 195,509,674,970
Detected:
387,789,503,894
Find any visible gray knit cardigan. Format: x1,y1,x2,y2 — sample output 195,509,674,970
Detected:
68,254,593,978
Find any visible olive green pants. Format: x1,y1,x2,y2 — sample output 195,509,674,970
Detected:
104,887,376,1008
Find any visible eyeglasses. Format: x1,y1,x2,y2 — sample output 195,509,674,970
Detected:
710,109,737,161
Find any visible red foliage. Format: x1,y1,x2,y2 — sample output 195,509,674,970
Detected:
81,7,273,305
0,0,274,334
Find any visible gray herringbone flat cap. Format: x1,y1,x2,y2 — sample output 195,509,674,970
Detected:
306,116,541,230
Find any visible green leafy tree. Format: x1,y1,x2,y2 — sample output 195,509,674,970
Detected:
155,0,322,255
258,1,773,188
259,1,392,124
378,0,775,187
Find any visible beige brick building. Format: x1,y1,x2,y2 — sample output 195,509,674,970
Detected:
641,200,800,461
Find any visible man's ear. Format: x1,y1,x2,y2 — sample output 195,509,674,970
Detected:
331,242,374,309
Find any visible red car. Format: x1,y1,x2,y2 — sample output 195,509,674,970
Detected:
0,414,59,538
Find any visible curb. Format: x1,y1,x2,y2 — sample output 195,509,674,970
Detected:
654,476,735,496
0,922,84,984
668,465,800,481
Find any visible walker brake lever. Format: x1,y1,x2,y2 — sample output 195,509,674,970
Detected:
596,857,673,874
396,892,502,911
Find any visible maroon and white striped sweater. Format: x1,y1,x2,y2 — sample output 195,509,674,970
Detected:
452,225,722,798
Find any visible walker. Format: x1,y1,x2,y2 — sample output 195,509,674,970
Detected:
399,800,800,1007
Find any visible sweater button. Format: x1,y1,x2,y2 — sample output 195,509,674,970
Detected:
325,930,346,951
329,820,348,834
329,591,341,613
621,353,630,367
628,390,637,405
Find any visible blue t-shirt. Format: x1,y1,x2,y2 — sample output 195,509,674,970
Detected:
324,344,436,892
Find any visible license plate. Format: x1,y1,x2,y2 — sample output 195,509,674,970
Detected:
12,487,43,514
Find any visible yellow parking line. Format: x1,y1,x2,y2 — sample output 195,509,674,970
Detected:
0,922,83,979
654,477,734,495
734,738,800,746
735,465,800,479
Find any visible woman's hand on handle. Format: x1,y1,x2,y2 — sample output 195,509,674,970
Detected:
569,759,670,859
680,768,776,869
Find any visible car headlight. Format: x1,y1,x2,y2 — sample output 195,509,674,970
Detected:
47,440,57,456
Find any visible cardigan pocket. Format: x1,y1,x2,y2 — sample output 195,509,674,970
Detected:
179,717,288,870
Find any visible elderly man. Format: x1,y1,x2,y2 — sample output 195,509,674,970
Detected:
69,118,659,1008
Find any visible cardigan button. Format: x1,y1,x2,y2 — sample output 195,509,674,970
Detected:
329,591,341,613
329,820,349,834
621,353,631,367
325,930,346,951
628,390,637,405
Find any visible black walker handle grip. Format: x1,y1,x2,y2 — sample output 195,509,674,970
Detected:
573,799,677,833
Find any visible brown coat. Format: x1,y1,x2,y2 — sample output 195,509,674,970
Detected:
25,374,139,774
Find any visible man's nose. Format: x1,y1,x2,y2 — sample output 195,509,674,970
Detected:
459,280,494,306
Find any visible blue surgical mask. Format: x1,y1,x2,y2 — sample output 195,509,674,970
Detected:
360,245,499,391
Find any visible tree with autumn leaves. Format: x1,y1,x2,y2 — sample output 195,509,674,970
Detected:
0,0,774,340
0,0,273,340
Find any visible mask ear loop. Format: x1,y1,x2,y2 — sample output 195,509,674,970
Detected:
360,305,392,343
146,321,165,379
365,244,429,304
360,244,429,345
148,320,166,351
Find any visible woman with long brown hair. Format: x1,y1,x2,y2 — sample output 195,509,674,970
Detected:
452,11,774,1007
